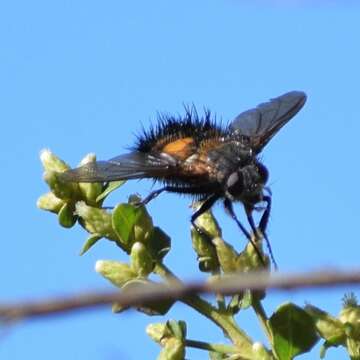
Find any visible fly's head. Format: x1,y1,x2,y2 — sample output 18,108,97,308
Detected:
225,161,269,205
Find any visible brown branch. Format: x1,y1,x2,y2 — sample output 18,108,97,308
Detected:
2,269,360,322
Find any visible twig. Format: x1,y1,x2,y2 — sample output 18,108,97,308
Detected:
185,339,238,354
1,269,360,322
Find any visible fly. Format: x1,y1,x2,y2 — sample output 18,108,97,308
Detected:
60,91,307,267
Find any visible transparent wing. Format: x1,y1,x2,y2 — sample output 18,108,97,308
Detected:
59,152,172,183
229,91,307,153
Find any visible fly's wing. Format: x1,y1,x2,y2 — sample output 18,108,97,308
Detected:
59,152,172,183
229,91,307,153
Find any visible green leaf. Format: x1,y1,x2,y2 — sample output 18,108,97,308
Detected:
96,180,125,203
79,234,102,255
58,202,77,228
148,227,171,260
269,302,319,360
112,203,141,248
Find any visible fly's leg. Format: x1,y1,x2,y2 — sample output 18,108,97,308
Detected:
245,205,261,239
140,186,220,242
259,195,271,234
224,198,265,266
140,187,168,205
140,185,218,206
245,196,277,269
224,199,250,239
190,194,220,234
259,195,277,269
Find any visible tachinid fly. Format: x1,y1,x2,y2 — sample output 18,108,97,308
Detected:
60,91,307,267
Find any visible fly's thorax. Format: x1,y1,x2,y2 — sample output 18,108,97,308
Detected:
207,141,254,182
224,161,269,203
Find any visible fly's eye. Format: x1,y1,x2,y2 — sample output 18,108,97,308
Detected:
256,163,268,184
226,171,244,196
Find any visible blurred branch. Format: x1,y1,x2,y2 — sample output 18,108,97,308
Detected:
2,269,360,322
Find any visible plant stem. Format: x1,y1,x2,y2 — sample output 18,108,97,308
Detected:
252,295,273,344
183,295,253,351
216,292,226,312
154,262,254,356
185,338,237,354
213,270,226,311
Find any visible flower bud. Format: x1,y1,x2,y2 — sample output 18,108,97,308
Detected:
77,154,103,205
147,321,186,360
252,342,272,360
212,237,237,273
146,323,168,343
37,192,65,213
192,204,221,238
236,239,268,272
339,302,360,342
158,337,185,360
191,227,219,272
305,305,345,343
133,205,153,244
113,279,173,315
95,260,137,288
75,201,117,240
40,149,69,172
43,170,77,200
339,306,360,328
130,242,154,277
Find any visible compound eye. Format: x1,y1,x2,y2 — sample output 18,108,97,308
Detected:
257,163,269,184
226,171,244,197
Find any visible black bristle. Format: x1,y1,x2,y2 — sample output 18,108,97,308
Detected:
134,106,225,153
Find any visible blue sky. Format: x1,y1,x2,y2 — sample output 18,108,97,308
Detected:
1,1,359,359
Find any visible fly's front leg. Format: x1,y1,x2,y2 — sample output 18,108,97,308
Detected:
247,195,277,269
223,199,265,266
245,205,261,240
140,185,218,207
259,195,271,234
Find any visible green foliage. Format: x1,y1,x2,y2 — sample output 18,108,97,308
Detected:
270,303,319,359
38,150,360,360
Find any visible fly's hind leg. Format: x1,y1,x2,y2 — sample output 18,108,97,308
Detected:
140,187,168,205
